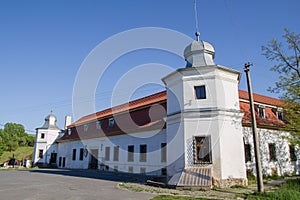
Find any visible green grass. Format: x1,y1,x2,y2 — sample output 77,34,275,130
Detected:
0,146,33,164
151,195,208,200
246,178,300,200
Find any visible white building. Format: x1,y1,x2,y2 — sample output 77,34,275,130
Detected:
33,38,299,188
33,114,62,167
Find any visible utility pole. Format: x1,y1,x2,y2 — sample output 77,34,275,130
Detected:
244,63,264,193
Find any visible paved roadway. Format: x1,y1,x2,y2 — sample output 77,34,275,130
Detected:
0,169,156,200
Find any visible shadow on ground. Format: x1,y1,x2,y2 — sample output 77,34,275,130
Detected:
29,168,153,183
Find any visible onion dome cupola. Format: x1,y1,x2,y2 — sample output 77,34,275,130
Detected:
37,114,61,130
184,38,215,68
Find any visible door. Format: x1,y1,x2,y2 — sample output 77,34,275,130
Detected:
50,153,57,164
89,149,98,169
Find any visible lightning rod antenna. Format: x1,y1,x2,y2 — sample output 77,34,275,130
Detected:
194,0,200,41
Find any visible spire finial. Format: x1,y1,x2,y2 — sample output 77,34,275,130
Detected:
194,0,200,41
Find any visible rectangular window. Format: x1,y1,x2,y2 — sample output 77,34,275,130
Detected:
105,147,110,161
140,144,147,162
194,136,212,164
289,145,297,161
257,105,266,119
39,149,43,158
140,167,146,174
41,133,45,139
108,117,115,128
194,85,206,99
161,168,167,176
161,143,167,162
83,124,89,132
128,166,133,173
96,120,103,129
268,143,277,161
113,146,119,161
244,143,252,162
79,148,84,160
128,145,134,162
58,157,62,167
72,149,76,160
277,108,284,121
62,157,66,167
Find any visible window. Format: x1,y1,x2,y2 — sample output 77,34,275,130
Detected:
96,120,103,129
140,144,147,162
194,85,206,99
257,105,266,119
161,143,167,162
79,148,84,160
105,147,110,161
194,136,212,164
277,108,284,121
108,117,115,128
161,168,167,176
128,145,134,162
113,146,119,161
244,143,252,162
83,124,89,132
289,145,297,161
72,149,76,160
140,167,146,174
128,166,133,173
41,133,45,139
39,149,43,158
268,143,277,161
58,157,62,167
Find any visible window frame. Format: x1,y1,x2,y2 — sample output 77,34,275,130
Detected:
139,144,147,162
105,146,110,161
194,136,212,164
194,85,206,100
128,145,134,162
113,146,119,161
72,149,77,160
268,143,277,161
79,148,84,160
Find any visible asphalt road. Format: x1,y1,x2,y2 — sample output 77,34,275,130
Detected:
0,169,156,200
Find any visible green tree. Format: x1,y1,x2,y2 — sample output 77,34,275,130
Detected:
262,28,300,144
7,141,19,152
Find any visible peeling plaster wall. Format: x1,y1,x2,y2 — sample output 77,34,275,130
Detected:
243,127,300,176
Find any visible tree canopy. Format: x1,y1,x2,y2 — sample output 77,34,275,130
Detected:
262,28,300,144
0,123,35,156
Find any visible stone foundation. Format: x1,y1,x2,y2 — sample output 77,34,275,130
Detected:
212,177,248,188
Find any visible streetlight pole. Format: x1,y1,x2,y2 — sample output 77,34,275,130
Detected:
244,63,264,193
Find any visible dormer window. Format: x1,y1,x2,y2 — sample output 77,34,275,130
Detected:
194,85,206,99
108,117,115,128
83,124,89,132
277,107,284,120
257,105,266,119
96,120,103,130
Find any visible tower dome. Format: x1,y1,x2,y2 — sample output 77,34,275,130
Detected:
184,40,215,68
38,114,60,130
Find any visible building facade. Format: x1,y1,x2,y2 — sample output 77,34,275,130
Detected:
33,38,299,188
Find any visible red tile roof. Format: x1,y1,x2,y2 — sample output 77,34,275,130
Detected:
238,90,283,106
59,90,285,142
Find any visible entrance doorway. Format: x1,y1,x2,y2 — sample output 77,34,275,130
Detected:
89,149,98,169
50,153,57,165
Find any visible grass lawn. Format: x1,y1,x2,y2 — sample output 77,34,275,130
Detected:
151,195,208,200
0,146,33,164
245,178,300,200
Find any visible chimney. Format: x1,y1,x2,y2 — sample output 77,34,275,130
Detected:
64,116,72,129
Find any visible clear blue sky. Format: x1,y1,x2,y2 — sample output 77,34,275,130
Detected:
0,0,299,132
